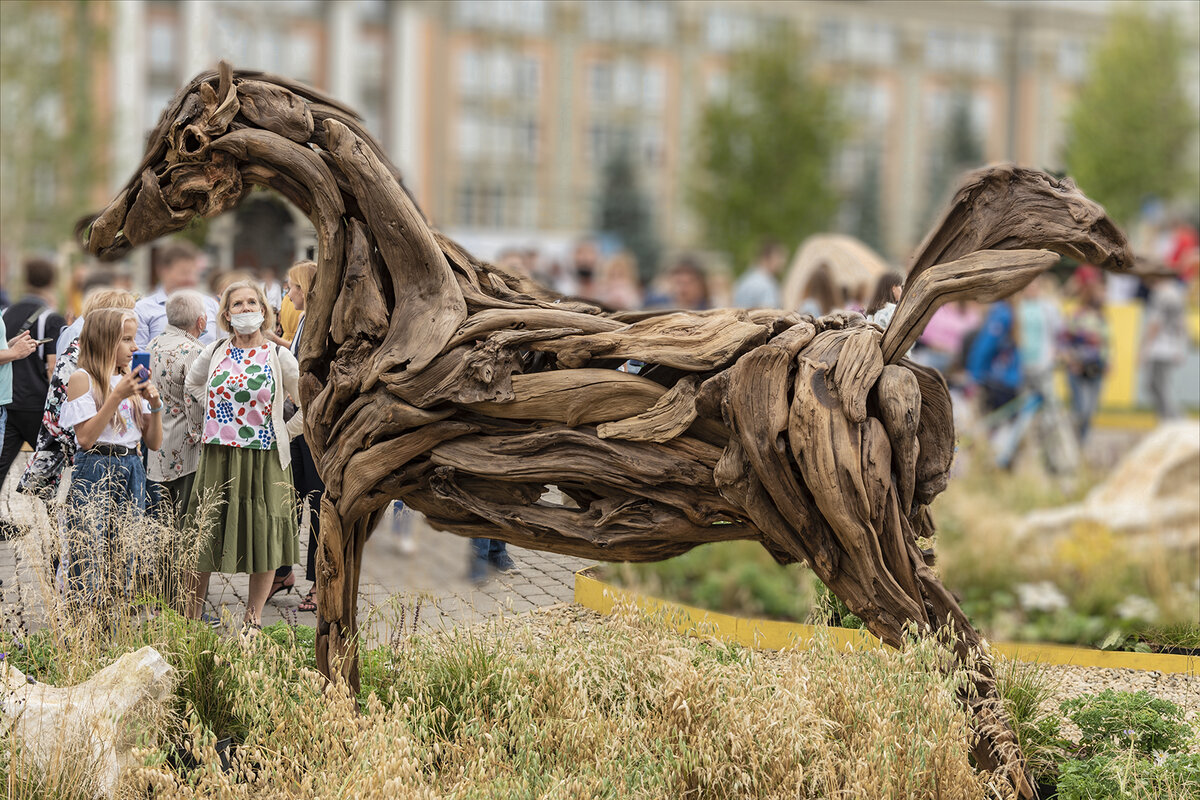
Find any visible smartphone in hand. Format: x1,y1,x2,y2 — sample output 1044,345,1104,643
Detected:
131,351,151,381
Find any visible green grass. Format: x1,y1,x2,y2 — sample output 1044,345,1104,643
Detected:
601,540,818,622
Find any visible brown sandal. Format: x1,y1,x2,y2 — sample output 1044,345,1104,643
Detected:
298,588,317,613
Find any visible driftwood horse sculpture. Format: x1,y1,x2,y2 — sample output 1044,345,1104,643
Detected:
81,63,1131,795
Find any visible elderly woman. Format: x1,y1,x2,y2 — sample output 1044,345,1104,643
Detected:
146,290,208,520
184,280,302,629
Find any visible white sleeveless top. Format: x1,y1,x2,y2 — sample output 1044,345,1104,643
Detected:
59,372,149,448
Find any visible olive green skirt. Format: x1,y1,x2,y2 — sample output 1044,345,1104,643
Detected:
186,444,298,574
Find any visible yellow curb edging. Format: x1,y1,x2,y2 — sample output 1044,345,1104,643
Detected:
574,568,1198,676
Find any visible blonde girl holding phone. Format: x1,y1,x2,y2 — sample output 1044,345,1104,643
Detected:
59,308,162,599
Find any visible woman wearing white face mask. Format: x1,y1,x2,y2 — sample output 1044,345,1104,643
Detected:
183,280,303,631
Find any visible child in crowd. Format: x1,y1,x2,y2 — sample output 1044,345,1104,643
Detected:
867,272,904,329
59,308,163,599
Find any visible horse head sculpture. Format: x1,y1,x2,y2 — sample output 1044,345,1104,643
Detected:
81,62,1133,797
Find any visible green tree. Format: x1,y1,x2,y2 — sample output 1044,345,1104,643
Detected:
596,145,661,283
1062,6,1198,227
848,146,884,254
688,32,844,273
0,1,107,255
926,92,983,225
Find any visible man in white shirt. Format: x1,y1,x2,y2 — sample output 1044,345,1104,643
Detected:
732,239,787,309
135,242,219,349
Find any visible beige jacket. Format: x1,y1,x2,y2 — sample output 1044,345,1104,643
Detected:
185,338,304,470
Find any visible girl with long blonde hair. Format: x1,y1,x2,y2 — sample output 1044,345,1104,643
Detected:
59,308,162,598
17,290,138,498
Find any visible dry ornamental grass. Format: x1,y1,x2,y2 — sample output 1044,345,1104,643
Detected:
2,498,1007,800
4,492,1195,799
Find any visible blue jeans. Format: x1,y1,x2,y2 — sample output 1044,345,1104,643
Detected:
1068,373,1103,444
470,538,508,561
66,449,147,601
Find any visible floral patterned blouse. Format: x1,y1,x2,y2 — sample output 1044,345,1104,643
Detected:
15,337,80,498
203,344,276,450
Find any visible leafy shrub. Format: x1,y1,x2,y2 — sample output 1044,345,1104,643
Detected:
1056,751,1200,800
1062,689,1193,756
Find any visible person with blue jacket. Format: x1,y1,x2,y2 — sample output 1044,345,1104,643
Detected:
967,301,1021,412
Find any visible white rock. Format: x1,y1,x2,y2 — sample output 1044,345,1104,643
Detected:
1,645,175,799
1020,420,1200,549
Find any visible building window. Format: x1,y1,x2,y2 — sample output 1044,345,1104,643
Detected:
706,10,757,52
488,49,516,97
845,81,892,130
585,1,672,43
359,37,385,85
146,85,176,132
819,19,897,65
589,61,613,107
459,48,484,96
642,64,665,110
1058,38,1088,82
516,190,538,228
925,28,1000,75
614,60,640,107
33,92,64,138
516,55,541,98
457,113,484,159
148,19,176,74
517,118,540,162
455,183,477,225
287,30,317,83
818,20,847,61
641,124,664,166
484,184,505,227
587,122,607,164
360,89,384,138
456,0,546,34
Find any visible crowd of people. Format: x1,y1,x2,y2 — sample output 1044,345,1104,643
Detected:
1,246,410,631
0,227,1195,622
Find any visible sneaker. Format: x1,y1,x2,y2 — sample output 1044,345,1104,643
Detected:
488,551,520,574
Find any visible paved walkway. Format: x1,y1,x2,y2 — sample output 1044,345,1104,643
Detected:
0,451,593,647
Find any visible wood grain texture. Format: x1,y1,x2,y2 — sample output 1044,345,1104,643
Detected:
81,63,1136,799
